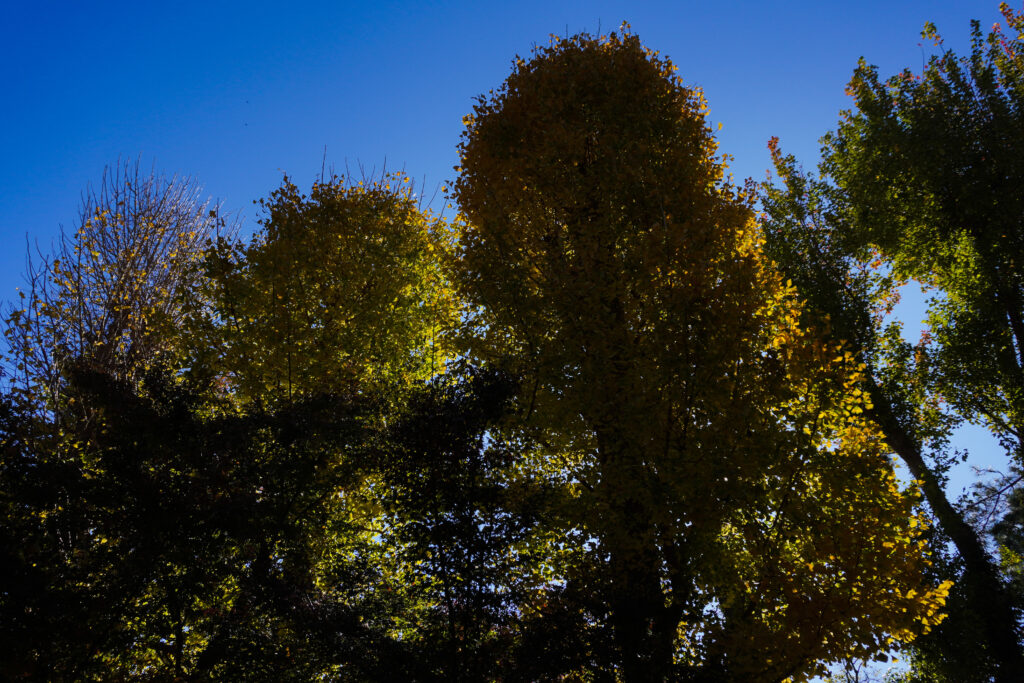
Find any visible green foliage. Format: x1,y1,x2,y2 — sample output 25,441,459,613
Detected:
180,172,459,404
824,3,1024,454
0,365,393,679
0,361,551,680
762,4,1024,680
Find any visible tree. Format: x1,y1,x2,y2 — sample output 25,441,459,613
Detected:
761,4,1024,679
0,356,570,680
453,27,949,681
0,165,554,679
372,366,566,680
760,144,1015,682
181,172,459,405
4,158,224,412
1,25,979,683
0,364,394,680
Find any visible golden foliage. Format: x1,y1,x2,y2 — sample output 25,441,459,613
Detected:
452,26,949,678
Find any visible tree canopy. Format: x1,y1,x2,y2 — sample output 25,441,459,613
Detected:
761,3,1024,680
453,29,948,681
5,12,1021,683
177,172,460,404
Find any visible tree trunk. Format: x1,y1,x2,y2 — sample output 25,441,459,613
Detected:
594,422,675,682
866,378,1023,681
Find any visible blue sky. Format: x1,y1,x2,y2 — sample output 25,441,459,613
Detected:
0,0,1010,491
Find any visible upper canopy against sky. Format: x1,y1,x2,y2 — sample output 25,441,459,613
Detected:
0,0,1004,482
1,1,996,255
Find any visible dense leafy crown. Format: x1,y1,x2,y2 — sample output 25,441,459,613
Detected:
825,3,1024,440
182,172,460,404
452,28,951,680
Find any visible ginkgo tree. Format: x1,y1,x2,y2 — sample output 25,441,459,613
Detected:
452,27,951,681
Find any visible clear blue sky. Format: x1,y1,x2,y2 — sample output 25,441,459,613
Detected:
0,0,1010,492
